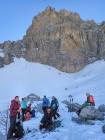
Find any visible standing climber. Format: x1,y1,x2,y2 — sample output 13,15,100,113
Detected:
51,96,60,120
42,96,50,113
21,98,27,121
7,96,21,139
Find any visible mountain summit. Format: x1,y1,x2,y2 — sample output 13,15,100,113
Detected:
0,7,105,72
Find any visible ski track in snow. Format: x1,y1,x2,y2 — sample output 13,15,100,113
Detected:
0,58,105,140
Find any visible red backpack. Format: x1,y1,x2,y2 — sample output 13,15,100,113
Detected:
88,95,95,105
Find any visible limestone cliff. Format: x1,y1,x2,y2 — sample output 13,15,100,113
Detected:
0,7,105,72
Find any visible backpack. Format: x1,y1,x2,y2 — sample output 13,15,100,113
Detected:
43,98,49,107
31,109,35,118
44,101,47,105
88,96,95,105
51,99,58,109
14,121,25,139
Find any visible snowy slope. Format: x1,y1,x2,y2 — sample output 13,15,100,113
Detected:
0,58,105,140
0,58,105,107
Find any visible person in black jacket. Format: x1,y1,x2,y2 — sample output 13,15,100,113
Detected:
51,96,60,119
39,108,53,130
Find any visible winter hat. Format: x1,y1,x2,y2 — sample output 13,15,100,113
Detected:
15,96,19,99
52,96,56,99
86,93,90,96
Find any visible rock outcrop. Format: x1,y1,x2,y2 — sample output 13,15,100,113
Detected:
79,106,104,121
66,102,104,121
102,125,105,133
25,93,41,103
0,6,105,72
98,104,105,112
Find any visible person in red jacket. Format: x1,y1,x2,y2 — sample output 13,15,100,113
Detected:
86,93,95,106
7,96,20,139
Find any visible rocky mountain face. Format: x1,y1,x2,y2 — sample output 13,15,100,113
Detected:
0,7,105,72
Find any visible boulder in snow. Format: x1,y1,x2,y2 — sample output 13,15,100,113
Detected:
68,103,82,113
62,101,82,113
72,117,95,125
62,100,70,106
102,125,105,133
25,93,41,103
94,110,105,120
79,106,104,121
98,104,105,112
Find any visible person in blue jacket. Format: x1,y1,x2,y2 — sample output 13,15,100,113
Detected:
21,98,27,121
42,96,50,113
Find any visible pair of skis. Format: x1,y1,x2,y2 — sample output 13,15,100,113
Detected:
69,95,73,120
69,95,73,105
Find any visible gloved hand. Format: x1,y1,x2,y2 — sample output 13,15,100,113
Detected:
40,123,43,126
39,123,43,130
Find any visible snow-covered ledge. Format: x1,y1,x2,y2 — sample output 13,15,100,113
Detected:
0,49,4,57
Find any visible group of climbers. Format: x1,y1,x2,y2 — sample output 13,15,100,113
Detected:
7,92,95,139
42,95,60,118
40,96,60,130
7,95,60,139
21,98,35,121
7,96,35,140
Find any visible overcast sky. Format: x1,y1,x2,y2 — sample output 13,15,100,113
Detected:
0,0,105,42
